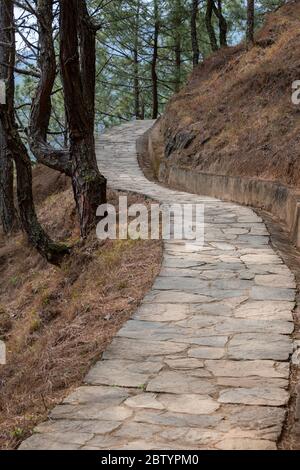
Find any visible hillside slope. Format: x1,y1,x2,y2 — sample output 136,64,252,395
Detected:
0,165,162,449
145,1,300,188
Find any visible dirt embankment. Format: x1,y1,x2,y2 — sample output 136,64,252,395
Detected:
0,165,162,449
144,1,300,188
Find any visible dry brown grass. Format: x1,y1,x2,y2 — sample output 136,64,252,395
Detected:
157,1,300,188
0,166,162,449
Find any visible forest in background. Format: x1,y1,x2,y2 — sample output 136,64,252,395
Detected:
16,0,285,136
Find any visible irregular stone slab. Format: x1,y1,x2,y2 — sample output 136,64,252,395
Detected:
63,386,129,406
176,335,228,348
159,268,201,277
163,259,206,269
237,235,269,245
159,428,223,446
19,434,82,450
189,302,233,317
234,301,294,320
215,318,294,335
219,387,289,406
164,358,205,370
224,296,249,307
50,404,133,421
113,422,163,441
250,286,295,302
205,360,290,378
198,271,237,280
238,248,272,255
219,255,243,264
250,226,269,236
189,347,225,359
176,315,222,329
238,215,262,223
80,435,126,450
117,320,174,340
133,409,222,428
117,321,226,346
223,228,249,236
147,371,216,394
255,274,296,289
220,405,286,432
134,304,189,322
204,289,250,300
102,338,187,360
158,394,220,415
35,419,122,436
216,438,276,450
228,334,293,360
216,377,288,389
212,279,252,290
86,360,163,387
144,291,213,304
106,440,197,451
240,254,282,265
210,242,236,251
245,265,291,276
239,271,255,280
124,394,164,410
152,277,210,291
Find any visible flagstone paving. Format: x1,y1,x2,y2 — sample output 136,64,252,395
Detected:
20,120,296,450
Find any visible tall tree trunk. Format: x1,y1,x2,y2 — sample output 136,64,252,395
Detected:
133,48,141,120
29,0,71,175
0,0,16,234
59,0,106,239
78,0,96,131
206,0,218,52
246,0,255,46
0,122,15,234
133,2,142,120
174,37,181,93
152,0,159,119
213,0,228,48
174,0,182,93
0,0,68,263
191,0,200,67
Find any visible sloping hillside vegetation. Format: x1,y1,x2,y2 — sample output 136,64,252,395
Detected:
146,1,300,188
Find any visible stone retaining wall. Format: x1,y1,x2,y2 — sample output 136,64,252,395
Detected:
137,125,300,249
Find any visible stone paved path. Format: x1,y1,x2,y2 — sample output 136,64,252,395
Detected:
20,121,296,450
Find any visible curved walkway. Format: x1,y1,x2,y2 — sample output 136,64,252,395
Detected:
20,121,296,450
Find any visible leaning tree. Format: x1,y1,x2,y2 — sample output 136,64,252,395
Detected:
29,0,107,238
0,0,69,263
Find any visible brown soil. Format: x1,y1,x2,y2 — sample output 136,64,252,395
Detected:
0,165,162,450
149,0,300,188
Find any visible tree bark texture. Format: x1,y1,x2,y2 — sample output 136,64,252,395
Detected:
247,0,255,46
213,0,228,48
0,0,69,263
191,0,200,67
0,0,16,233
206,0,218,52
29,0,71,176
59,0,107,239
152,0,159,119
